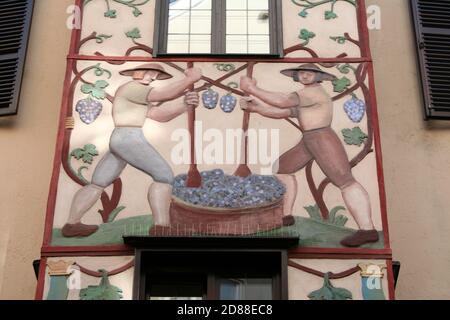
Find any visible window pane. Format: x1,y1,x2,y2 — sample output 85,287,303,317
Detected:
226,35,248,54
248,0,269,10
168,10,190,34
248,11,269,35
226,11,247,35
190,35,211,53
169,0,191,10
167,34,189,53
227,0,247,10
191,0,212,10
190,10,211,34
218,278,273,300
248,35,270,53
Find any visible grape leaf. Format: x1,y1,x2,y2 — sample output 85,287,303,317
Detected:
308,273,352,300
133,7,142,17
84,144,99,156
71,148,84,160
126,28,142,39
90,88,106,100
70,144,99,164
79,270,123,300
95,80,109,89
104,9,117,18
333,77,351,93
81,84,94,95
299,9,308,17
342,127,368,146
325,10,338,20
299,29,316,42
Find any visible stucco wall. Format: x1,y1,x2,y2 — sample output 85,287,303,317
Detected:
0,0,449,299
367,0,450,300
0,0,73,299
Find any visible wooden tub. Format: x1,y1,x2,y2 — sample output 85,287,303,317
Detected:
169,196,284,236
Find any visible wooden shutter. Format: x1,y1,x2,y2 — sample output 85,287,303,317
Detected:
0,0,33,117
411,0,450,120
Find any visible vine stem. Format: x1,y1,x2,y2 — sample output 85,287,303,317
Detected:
288,260,360,279
291,0,356,8
65,62,122,223
75,259,134,277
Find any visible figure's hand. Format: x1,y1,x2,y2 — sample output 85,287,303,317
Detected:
240,97,260,113
185,68,202,83
240,76,257,94
184,91,200,110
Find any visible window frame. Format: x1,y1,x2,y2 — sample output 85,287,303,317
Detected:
410,0,450,120
0,0,33,117
153,0,284,58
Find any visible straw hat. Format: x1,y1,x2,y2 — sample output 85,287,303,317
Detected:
280,63,336,81
119,63,173,80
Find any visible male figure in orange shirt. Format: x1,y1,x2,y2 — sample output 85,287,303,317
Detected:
240,64,378,247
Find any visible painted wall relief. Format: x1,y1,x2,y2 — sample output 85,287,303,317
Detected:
42,258,390,300
50,59,383,251
42,0,388,251
36,0,394,301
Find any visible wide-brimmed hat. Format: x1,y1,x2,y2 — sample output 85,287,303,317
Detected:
280,63,336,81
119,63,173,80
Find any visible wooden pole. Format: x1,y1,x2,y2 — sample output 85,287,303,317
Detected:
186,61,202,188
234,62,255,178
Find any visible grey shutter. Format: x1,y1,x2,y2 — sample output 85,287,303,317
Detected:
0,0,33,117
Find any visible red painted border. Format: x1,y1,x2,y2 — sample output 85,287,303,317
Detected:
41,245,134,257
34,257,47,300
39,0,392,256
68,54,371,64
386,260,396,300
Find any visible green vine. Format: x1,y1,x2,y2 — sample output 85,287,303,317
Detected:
292,0,356,20
93,63,112,78
330,35,347,44
336,63,357,75
95,34,112,44
70,144,99,183
84,0,151,18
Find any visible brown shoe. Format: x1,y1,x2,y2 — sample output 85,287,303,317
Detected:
62,223,99,238
282,215,296,227
340,230,379,247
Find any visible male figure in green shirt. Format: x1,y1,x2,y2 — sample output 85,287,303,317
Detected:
62,63,202,237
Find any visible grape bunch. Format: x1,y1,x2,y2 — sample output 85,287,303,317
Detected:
76,98,103,125
172,169,286,209
344,96,366,123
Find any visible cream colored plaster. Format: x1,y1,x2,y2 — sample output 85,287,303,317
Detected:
0,0,73,299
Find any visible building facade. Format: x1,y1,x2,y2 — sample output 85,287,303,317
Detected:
1,0,449,300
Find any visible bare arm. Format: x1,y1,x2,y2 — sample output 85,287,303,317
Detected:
240,97,291,119
147,92,199,123
147,104,186,123
148,68,202,103
240,76,299,109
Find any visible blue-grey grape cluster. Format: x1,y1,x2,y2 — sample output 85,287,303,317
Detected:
172,169,286,208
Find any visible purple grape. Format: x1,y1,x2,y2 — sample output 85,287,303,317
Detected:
76,98,103,125
344,96,366,123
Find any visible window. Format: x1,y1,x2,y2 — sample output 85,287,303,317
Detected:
411,0,450,120
0,0,33,117
138,251,285,300
154,0,283,56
